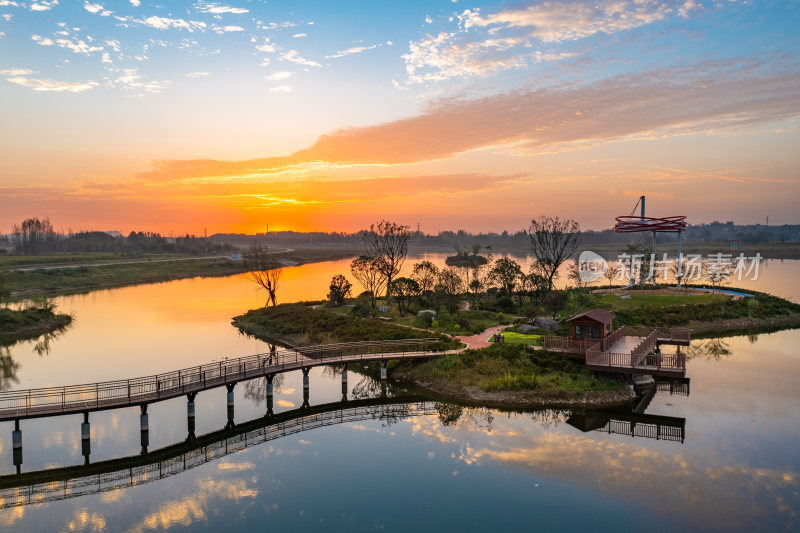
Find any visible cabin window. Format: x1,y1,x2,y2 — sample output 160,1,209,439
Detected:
575,325,586,338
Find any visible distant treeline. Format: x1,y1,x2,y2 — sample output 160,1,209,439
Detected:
3,218,796,255
2,218,235,255
210,221,800,248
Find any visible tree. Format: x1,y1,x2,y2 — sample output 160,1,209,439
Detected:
350,255,386,308
526,216,580,292
411,261,439,298
389,277,419,317
567,261,586,289
445,250,487,289
11,217,56,255
242,246,283,307
489,257,523,300
327,274,352,306
361,220,411,296
435,267,463,319
603,263,620,289
0,273,10,305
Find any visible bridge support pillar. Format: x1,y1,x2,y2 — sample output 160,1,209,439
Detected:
265,374,275,416
81,412,91,464
224,383,236,426
12,419,22,474
187,393,197,437
302,368,311,409
140,404,149,455
380,360,388,381
341,364,348,399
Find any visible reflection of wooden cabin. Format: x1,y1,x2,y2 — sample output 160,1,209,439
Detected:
567,309,615,341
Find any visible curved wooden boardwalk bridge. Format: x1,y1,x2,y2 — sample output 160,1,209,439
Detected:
0,338,451,422
0,397,438,509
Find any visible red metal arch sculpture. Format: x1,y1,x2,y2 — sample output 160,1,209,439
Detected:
614,215,687,233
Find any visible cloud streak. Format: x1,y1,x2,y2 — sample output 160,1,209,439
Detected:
141,60,800,181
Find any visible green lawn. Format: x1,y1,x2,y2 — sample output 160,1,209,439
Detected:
598,292,730,311
498,331,543,346
397,344,622,393
320,298,517,335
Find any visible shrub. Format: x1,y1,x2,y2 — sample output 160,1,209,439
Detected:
432,320,440,328
496,296,514,312
415,313,434,327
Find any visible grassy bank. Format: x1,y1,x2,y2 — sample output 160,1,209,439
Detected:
233,302,631,408
606,288,800,328
3,246,359,301
0,304,72,344
233,303,456,348
395,343,621,393
323,301,516,336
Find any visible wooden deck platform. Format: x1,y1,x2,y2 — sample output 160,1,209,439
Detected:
545,326,689,378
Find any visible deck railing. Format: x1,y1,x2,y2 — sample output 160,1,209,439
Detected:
0,338,445,420
630,329,658,366
543,337,596,353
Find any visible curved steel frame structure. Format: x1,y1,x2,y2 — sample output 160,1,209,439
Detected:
613,196,687,287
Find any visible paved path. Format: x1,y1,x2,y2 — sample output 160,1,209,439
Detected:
456,324,513,349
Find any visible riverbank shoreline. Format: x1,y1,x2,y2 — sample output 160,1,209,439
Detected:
689,313,800,338
390,368,637,409
0,309,72,345
5,247,359,302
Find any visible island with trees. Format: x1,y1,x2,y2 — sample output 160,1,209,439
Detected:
234,216,800,409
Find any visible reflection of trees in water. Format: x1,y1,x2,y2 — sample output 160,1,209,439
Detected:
527,409,568,428
243,373,285,405
436,403,464,426
351,375,383,400
0,347,20,392
32,325,71,356
0,324,71,392
685,338,733,360
0,323,70,356
746,334,759,345
433,405,569,433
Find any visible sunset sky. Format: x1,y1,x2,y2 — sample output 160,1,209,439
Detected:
1,0,798,235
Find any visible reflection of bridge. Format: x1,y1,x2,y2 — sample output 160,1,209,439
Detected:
0,397,438,509
566,409,686,444
0,338,451,473
566,376,689,444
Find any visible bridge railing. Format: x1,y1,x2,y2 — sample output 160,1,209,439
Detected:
0,401,439,508
0,338,445,418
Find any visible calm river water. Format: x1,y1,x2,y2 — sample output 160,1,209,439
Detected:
0,255,799,531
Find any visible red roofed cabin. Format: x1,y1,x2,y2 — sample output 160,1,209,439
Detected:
567,309,615,342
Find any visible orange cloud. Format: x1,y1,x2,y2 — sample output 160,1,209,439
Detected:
139,60,800,182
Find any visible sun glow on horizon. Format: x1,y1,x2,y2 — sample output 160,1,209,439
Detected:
0,0,798,233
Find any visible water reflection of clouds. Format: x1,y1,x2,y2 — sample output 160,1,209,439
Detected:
63,508,107,532
0,505,24,527
217,460,256,472
407,411,799,529
125,477,259,533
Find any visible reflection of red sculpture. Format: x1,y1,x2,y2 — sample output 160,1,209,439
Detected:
614,215,687,233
